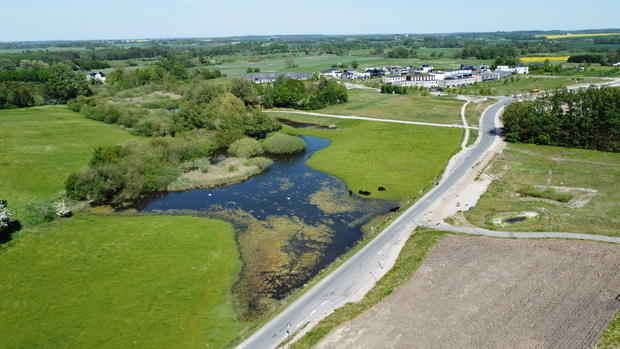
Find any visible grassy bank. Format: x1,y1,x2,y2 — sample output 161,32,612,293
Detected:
0,214,242,348
463,143,620,237
307,89,464,124
288,229,447,349
0,105,138,222
596,312,620,348
282,117,461,201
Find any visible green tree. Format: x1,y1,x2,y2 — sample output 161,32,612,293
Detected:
285,56,296,69
46,62,89,102
0,59,16,71
228,76,258,105
351,60,359,69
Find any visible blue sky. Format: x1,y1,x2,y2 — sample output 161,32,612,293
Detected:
1,0,619,41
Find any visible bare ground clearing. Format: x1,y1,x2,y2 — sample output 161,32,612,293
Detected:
315,235,620,349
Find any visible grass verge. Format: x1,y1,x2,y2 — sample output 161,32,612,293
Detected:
463,143,620,237
287,228,447,349
0,214,243,348
595,311,620,348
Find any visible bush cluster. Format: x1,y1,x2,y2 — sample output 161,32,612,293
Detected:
262,133,306,154
228,137,264,158
66,136,217,205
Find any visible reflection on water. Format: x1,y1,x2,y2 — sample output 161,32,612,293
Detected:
133,136,394,301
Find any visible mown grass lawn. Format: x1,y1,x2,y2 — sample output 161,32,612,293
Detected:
0,214,242,348
0,105,139,222
307,89,464,124
282,116,461,201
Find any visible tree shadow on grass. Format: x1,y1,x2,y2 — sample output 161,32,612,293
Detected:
0,220,22,244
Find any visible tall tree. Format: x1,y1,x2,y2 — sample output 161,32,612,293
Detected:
46,62,89,102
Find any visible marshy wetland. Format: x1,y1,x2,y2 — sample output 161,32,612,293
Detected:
133,136,396,318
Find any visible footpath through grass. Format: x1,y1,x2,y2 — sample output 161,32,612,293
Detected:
282,117,461,201
310,89,464,124
0,214,243,348
0,105,138,222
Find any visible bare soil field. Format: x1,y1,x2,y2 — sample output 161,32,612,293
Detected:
315,235,620,349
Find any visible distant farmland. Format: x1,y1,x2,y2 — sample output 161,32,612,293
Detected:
537,33,620,39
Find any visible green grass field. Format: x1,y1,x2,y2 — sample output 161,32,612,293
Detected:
464,143,620,237
211,53,491,76
0,106,139,223
281,116,461,201
302,89,465,124
0,214,242,348
456,75,605,96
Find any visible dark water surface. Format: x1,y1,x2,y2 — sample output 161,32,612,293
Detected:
133,136,395,297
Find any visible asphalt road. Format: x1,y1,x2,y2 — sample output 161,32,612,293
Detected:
236,96,514,349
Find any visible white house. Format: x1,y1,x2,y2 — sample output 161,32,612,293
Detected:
382,75,406,84
86,72,106,83
438,76,476,88
412,65,433,74
320,69,342,79
496,65,529,74
397,74,438,88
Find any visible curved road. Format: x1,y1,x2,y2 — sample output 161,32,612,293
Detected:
237,96,514,349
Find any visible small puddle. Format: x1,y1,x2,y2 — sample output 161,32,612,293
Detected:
503,216,528,223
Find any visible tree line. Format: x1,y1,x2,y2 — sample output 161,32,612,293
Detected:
503,87,620,152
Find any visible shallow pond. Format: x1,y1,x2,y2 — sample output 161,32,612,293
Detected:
133,136,395,300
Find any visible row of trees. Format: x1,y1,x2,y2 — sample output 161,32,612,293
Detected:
568,52,620,66
0,62,91,108
503,87,620,152
260,75,348,110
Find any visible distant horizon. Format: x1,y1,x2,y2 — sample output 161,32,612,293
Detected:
1,0,619,42
2,28,620,44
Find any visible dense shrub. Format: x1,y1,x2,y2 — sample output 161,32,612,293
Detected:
66,135,217,205
243,157,274,171
517,186,573,203
262,133,306,154
228,137,264,158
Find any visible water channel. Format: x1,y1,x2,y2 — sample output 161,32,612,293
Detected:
133,135,395,298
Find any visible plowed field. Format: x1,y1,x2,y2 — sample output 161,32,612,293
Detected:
316,236,620,349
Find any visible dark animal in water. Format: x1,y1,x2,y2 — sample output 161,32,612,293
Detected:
358,190,371,196
349,190,353,197
389,206,400,212
378,186,386,191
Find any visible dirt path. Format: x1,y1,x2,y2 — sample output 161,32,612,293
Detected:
315,235,620,349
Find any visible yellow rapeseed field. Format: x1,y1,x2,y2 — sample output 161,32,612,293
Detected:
520,56,570,62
